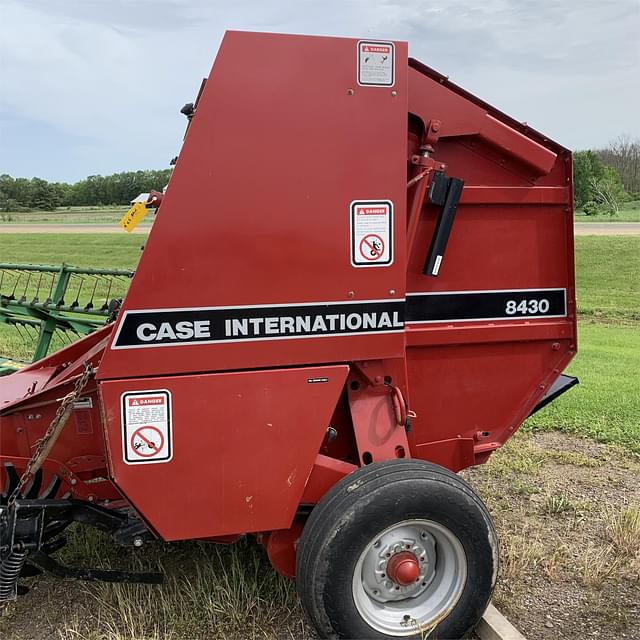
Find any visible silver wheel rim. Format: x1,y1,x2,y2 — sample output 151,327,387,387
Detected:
351,519,467,636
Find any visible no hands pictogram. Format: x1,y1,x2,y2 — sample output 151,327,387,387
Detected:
359,234,385,261
130,425,165,458
350,199,393,267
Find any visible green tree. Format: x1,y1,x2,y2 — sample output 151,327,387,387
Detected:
573,150,628,214
0,175,11,211
589,166,628,216
573,150,605,207
29,178,60,210
52,182,73,207
0,169,173,209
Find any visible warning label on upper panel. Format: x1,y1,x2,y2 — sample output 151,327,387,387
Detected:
121,390,172,464
357,41,395,87
351,200,393,267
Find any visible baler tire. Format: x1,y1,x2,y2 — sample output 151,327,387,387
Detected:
296,459,498,640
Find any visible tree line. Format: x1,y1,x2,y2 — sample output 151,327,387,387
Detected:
0,170,172,212
1,136,638,214
572,135,639,215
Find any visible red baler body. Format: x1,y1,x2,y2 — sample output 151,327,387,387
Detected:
0,31,576,573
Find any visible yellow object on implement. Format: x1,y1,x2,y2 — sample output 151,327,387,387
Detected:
119,201,149,233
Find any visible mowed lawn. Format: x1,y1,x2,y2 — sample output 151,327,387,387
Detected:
574,199,640,222
525,236,639,451
1,205,130,224
1,233,639,451
0,234,145,361
0,232,144,269
572,236,639,321
525,323,640,451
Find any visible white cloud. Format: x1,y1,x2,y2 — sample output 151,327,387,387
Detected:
0,0,637,180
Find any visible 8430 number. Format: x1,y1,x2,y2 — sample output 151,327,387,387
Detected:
505,299,550,315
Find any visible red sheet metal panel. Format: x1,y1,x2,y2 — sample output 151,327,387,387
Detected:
98,32,408,381
406,341,574,459
0,366,57,411
401,59,576,465
99,365,348,540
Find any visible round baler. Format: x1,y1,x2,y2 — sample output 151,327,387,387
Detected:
0,30,577,639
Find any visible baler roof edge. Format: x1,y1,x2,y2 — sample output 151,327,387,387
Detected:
408,58,570,155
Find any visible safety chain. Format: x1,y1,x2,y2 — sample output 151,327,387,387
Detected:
7,362,93,508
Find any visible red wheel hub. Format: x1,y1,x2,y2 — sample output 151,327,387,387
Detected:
386,551,420,586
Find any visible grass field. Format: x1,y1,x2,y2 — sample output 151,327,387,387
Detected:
1,201,639,224
523,235,640,451
0,206,132,225
525,322,640,451
0,234,144,361
575,199,640,222
571,236,639,322
0,232,144,267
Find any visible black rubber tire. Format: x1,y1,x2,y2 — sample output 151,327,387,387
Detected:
296,459,498,639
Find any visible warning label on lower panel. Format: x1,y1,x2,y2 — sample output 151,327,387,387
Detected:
121,390,172,464
351,200,393,267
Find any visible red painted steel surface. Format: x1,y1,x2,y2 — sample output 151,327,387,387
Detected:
0,376,122,504
99,365,348,540
403,61,576,463
387,551,421,586
0,366,57,410
264,519,305,578
97,31,409,380
301,454,357,504
1,31,577,550
348,379,410,465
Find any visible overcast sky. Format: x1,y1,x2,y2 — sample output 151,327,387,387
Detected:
0,0,638,182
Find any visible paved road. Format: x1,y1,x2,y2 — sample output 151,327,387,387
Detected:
574,222,640,235
0,223,639,235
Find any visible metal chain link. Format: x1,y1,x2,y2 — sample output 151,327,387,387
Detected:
7,362,93,508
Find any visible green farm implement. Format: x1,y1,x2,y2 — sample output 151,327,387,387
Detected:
0,263,133,375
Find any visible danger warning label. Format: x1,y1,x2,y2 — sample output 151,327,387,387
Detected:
121,390,172,464
351,200,393,267
357,41,395,87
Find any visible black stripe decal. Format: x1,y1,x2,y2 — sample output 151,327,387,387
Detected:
406,288,566,323
112,289,567,349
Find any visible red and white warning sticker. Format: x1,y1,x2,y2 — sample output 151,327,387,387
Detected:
357,41,395,87
121,390,172,464
351,200,393,267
